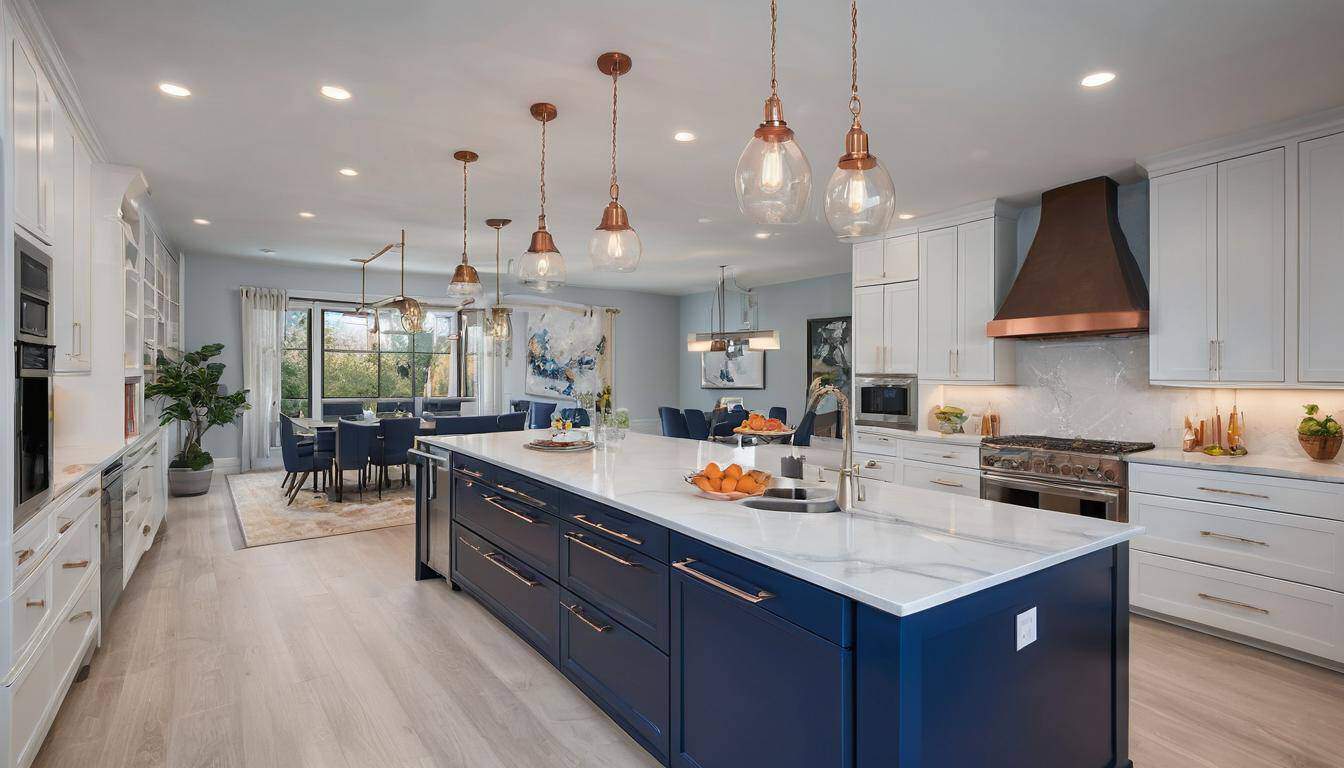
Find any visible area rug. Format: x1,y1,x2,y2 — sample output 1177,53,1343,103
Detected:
226,469,415,547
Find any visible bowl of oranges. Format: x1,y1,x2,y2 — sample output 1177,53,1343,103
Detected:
685,462,772,500
732,412,793,436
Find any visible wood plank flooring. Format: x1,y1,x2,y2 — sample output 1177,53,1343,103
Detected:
31,478,1344,768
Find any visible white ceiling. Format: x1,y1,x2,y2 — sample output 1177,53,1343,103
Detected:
37,0,1344,295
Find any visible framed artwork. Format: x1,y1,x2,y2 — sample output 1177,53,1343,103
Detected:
525,309,612,399
806,315,852,395
700,346,766,389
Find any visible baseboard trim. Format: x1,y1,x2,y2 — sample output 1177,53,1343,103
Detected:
213,458,242,475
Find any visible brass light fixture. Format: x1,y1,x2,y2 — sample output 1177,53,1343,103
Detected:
341,258,380,341
517,103,566,292
733,0,811,225
589,51,641,272
823,0,895,237
448,150,484,299
370,229,426,334
485,217,513,346
686,266,781,352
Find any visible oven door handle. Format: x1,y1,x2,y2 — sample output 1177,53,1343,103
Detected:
980,472,1121,503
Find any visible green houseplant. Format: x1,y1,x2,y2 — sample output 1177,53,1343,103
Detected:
1298,404,1342,461
145,343,250,495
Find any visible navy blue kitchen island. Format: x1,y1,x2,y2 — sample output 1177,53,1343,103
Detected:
413,432,1140,768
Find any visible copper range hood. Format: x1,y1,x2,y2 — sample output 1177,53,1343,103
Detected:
986,176,1148,339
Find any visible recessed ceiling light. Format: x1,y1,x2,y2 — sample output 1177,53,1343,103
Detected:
298,211,316,218
673,131,697,143
754,232,771,239
259,248,276,254
1080,71,1116,88
192,217,210,225
159,82,191,98
697,217,713,224
320,85,352,101
338,167,359,177
897,213,915,220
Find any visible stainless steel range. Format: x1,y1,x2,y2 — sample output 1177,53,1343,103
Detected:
979,435,1155,523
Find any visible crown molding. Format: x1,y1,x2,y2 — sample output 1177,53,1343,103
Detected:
9,0,108,162
1139,104,1344,178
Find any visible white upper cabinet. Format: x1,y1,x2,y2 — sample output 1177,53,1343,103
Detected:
918,227,958,379
51,113,94,374
1149,148,1285,384
11,34,41,239
1300,131,1344,383
852,233,918,287
918,219,1016,383
955,219,998,381
853,285,885,374
883,281,919,373
852,240,884,285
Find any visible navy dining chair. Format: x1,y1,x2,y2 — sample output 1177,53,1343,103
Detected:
684,409,710,440
335,419,378,499
497,411,527,431
528,401,557,429
768,406,788,423
791,410,817,446
435,415,500,435
371,417,420,494
376,399,414,415
279,414,317,503
559,407,590,427
311,429,335,492
510,399,531,413
659,407,689,439
712,409,748,437
322,401,363,422
422,398,462,415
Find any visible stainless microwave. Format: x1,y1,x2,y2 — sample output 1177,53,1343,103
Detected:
15,233,52,346
854,374,917,430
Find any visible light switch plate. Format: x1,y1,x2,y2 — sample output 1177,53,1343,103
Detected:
1016,607,1037,651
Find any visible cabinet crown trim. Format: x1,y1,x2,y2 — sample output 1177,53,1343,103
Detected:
10,0,109,162
844,198,1021,243
1140,104,1344,178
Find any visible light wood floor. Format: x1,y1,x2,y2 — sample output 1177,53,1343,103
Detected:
31,479,1344,768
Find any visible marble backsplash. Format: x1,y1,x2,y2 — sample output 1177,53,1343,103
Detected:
937,336,1344,458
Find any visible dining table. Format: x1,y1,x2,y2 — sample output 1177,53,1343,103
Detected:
290,415,436,501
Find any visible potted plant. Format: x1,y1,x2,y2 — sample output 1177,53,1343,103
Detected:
1297,404,1342,461
145,343,251,496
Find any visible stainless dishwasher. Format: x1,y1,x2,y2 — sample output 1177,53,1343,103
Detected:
100,459,125,618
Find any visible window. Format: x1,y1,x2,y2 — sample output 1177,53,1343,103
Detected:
321,308,457,400
281,308,312,416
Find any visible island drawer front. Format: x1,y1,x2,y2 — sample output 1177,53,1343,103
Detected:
1131,551,1344,663
564,493,670,563
855,452,898,484
854,430,900,457
492,467,561,514
900,460,981,497
1130,492,1344,590
561,525,669,652
898,440,980,468
559,589,670,763
451,524,560,665
1128,463,1344,521
670,533,852,648
451,453,493,484
454,476,560,579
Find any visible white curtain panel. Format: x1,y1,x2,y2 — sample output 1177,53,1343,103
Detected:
239,286,287,472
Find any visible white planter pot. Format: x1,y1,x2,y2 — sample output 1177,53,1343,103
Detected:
168,463,213,497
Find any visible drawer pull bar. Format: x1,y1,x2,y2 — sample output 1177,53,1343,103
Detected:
59,520,74,534
1199,530,1268,547
564,532,640,567
495,483,546,508
864,460,880,469
1196,486,1270,500
16,548,35,565
563,602,612,633
1196,592,1269,614
143,524,152,536
26,599,46,609
672,558,775,604
457,536,539,587
929,478,964,488
68,610,93,623
456,466,485,479
480,495,545,525
62,559,91,569
573,514,644,546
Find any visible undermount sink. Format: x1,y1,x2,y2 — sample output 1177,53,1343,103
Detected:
739,486,840,514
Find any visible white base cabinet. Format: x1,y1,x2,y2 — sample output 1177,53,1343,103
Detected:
854,429,982,499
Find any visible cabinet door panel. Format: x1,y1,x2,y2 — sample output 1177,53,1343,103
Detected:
1150,165,1219,381
882,282,918,373
918,227,958,379
1217,148,1285,382
852,239,884,285
1300,131,1344,382
71,134,93,364
12,37,40,232
955,219,997,381
852,284,885,375
883,233,919,282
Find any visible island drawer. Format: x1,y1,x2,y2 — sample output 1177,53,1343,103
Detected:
670,533,852,647
454,476,560,579
563,494,669,563
855,452,898,484
451,453,492,484
452,524,560,665
901,460,980,497
1131,551,1344,663
898,440,980,469
1130,492,1344,591
561,525,669,652
559,589,669,763
492,467,561,514
1128,463,1344,521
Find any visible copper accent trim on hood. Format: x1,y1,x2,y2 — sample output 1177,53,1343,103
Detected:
987,176,1148,339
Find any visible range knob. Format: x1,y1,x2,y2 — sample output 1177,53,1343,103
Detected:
984,455,999,466
1102,468,1118,483
1071,465,1087,477
1046,463,1059,474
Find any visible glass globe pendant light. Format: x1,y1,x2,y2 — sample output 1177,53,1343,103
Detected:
823,0,896,238
734,0,811,225
517,103,566,292
485,217,513,346
589,52,641,272
448,150,484,299
384,229,426,334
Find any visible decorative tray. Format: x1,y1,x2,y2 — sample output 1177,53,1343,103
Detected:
525,439,595,452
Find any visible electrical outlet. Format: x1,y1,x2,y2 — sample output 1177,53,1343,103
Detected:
1016,607,1037,651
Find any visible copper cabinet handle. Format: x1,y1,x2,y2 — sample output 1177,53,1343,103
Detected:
1199,530,1268,547
62,559,91,569
59,520,74,534
1197,592,1269,614
573,514,643,545
25,599,46,609
456,466,485,479
68,610,93,623
481,495,545,525
16,548,35,565
1196,486,1270,500
672,558,774,604
457,536,539,587
929,478,964,488
565,532,640,567
495,483,546,508
563,602,612,633
142,524,151,536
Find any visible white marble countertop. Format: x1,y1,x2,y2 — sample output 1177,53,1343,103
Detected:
1127,447,1344,484
419,431,1142,616
49,429,161,505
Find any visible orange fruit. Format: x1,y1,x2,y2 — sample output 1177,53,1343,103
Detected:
693,476,717,494
704,462,723,480
724,463,743,479
720,476,738,493
735,475,758,494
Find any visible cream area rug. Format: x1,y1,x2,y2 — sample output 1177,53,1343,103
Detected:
226,469,415,547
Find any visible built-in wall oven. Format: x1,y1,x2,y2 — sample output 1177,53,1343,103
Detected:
854,373,917,430
14,233,55,530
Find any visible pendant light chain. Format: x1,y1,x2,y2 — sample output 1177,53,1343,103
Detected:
609,65,620,202
461,159,469,263
769,0,778,98
849,0,861,122
538,119,548,228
